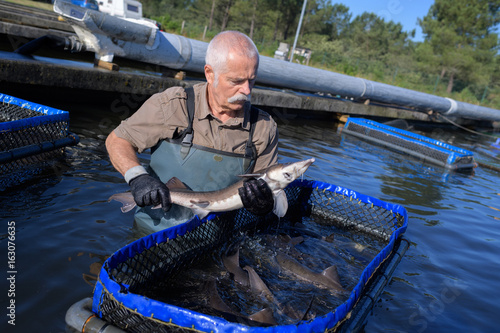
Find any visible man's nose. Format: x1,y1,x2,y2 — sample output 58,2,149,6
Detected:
239,80,251,95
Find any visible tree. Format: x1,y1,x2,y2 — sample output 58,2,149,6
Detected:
344,12,410,60
279,0,305,40
220,0,235,31
305,1,351,40
418,0,500,93
249,0,258,39
209,0,216,30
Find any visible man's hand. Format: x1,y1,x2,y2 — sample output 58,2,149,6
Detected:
129,174,172,212
238,178,274,215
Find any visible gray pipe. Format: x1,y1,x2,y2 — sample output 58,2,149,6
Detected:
257,57,499,121
54,0,500,122
65,298,125,333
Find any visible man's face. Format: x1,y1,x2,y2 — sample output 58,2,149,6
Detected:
205,52,258,114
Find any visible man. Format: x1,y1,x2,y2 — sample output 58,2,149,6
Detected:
106,31,279,234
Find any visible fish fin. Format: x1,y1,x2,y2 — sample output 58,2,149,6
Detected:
189,200,211,218
272,190,288,218
225,247,240,267
242,265,259,292
249,308,277,326
325,233,335,243
223,248,250,286
300,296,315,321
119,203,135,213
192,208,210,219
244,265,274,298
108,192,137,213
166,177,192,190
322,265,342,286
353,243,367,253
290,236,304,246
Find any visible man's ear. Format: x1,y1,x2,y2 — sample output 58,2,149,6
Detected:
204,65,214,84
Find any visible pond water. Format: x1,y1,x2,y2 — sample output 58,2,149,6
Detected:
0,97,499,332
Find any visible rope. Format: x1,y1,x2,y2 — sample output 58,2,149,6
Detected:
435,113,499,139
432,113,500,172
476,161,500,173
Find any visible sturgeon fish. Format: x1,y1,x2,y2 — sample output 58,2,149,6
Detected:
109,158,315,219
243,265,275,302
276,252,344,292
222,246,250,287
205,280,277,326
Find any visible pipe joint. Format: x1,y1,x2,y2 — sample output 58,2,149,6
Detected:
444,98,458,115
358,78,368,98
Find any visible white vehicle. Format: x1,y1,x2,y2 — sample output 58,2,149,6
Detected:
97,0,143,19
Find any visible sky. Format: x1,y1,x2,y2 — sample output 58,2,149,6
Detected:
333,0,435,42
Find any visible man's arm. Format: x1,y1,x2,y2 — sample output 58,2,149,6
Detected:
105,131,141,177
106,131,171,211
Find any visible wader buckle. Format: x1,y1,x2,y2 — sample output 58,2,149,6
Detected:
180,132,193,159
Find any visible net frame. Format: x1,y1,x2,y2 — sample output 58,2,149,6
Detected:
342,118,476,170
93,179,408,332
0,93,79,189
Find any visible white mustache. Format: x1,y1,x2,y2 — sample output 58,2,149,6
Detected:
228,93,250,103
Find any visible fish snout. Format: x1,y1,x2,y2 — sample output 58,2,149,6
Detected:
293,158,315,177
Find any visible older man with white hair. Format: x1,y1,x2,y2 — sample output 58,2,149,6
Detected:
106,30,279,234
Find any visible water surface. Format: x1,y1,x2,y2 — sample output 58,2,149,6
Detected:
0,101,499,332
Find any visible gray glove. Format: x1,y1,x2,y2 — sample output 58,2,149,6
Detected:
129,174,172,212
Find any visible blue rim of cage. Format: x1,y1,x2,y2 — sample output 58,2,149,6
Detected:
0,134,80,163
344,118,473,155
0,93,79,165
92,179,408,333
342,118,475,168
0,93,70,132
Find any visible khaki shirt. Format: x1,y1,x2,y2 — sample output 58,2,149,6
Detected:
114,83,278,172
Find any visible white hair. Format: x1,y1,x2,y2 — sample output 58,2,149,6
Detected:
205,31,259,85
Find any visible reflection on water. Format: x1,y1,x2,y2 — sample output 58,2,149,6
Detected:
0,101,499,332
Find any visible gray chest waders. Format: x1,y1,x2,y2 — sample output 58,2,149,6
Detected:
134,87,258,235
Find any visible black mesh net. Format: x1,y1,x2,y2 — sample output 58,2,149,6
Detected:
0,102,43,122
0,101,70,189
95,183,405,332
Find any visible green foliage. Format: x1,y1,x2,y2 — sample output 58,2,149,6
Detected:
418,0,499,96
141,0,500,109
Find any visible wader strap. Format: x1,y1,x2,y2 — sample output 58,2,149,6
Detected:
180,86,195,159
245,106,259,159
179,86,258,162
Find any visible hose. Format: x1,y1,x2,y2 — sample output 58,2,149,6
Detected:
65,298,125,333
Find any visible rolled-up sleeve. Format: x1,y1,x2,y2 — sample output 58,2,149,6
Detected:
113,88,186,153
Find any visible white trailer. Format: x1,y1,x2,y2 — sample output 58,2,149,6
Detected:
97,0,143,19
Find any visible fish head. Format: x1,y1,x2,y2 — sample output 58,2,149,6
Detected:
262,158,315,191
